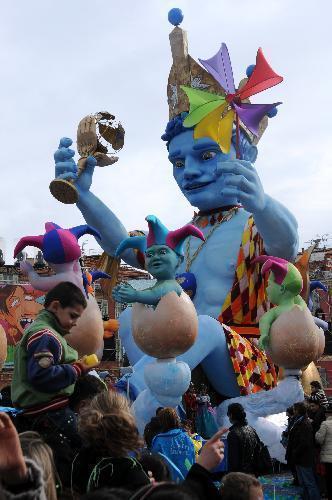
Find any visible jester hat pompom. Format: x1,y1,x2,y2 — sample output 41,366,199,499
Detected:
14,222,101,264
115,215,204,257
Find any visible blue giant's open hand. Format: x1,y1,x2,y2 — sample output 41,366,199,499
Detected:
54,137,97,197
217,160,266,214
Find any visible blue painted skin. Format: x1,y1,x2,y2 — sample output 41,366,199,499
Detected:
54,129,298,398
112,244,183,306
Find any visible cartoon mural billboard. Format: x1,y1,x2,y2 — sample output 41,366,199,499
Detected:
0,284,44,364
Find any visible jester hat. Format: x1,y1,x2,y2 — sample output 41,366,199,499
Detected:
254,255,303,295
115,215,204,257
14,222,101,264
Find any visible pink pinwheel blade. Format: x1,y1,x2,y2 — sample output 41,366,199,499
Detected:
233,102,281,136
199,43,235,94
237,48,283,100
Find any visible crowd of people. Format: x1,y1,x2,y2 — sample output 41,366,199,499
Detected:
0,281,331,499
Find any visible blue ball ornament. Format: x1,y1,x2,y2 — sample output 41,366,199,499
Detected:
168,8,184,26
246,64,255,78
266,107,278,118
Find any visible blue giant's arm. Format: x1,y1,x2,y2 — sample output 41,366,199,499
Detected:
77,190,139,267
253,195,298,261
54,139,140,268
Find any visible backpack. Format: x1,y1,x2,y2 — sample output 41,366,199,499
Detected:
253,432,273,475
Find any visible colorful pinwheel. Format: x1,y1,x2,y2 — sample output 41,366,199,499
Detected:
181,43,283,156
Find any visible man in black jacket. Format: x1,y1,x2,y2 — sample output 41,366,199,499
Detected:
286,402,320,500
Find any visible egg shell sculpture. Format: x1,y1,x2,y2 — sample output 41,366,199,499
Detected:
0,325,6,370
65,296,104,358
267,305,325,369
132,291,198,358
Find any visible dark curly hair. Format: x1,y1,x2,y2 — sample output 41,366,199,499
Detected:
227,403,247,425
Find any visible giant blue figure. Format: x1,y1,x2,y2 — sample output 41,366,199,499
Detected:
53,14,300,442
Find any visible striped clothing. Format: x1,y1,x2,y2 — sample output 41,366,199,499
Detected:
308,389,329,410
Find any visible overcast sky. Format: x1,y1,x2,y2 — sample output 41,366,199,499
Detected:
0,0,331,262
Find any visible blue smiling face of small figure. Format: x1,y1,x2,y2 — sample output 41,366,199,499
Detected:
145,245,183,280
168,129,256,212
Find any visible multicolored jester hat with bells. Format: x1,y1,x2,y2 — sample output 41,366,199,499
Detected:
115,215,205,302
167,9,283,158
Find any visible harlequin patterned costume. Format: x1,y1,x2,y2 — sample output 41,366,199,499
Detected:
194,214,278,396
219,215,268,326
218,215,278,395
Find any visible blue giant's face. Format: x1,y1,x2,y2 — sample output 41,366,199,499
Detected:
168,130,239,211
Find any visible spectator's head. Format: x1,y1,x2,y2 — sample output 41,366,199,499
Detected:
182,419,193,434
156,407,164,416
139,452,171,482
69,374,107,413
89,388,130,413
44,282,87,333
78,391,142,457
309,401,321,414
129,482,199,499
310,380,322,393
158,407,181,432
221,472,263,500
188,382,195,393
199,383,207,395
286,406,294,417
227,403,247,425
144,416,163,449
293,401,308,417
19,431,60,500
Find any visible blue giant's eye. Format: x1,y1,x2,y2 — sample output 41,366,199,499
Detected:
174,159,185,168
202,151,216,161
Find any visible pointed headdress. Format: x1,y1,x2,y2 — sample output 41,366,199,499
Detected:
115,215,204,257
166,8,283,155
14,222,101,264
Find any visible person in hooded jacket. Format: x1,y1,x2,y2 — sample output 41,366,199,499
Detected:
151,407,195,479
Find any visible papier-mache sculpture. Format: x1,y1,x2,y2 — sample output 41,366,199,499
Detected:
52,9,309,456
114,215,204,413
255,255,325,369
14,222,110,357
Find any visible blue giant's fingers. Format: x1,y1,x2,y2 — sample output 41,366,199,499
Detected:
54,147,75,162
59,137,73,148
55,161,78,178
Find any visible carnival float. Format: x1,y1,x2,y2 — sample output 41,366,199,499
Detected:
3,8,326,463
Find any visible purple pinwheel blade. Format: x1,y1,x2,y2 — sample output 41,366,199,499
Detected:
199,43,235,94
233,102,281,136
